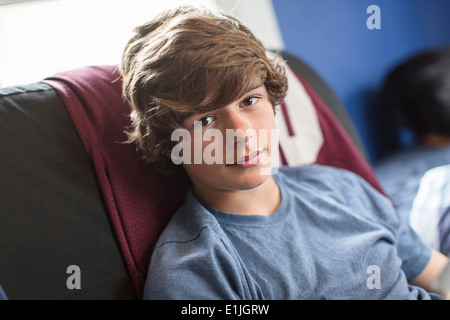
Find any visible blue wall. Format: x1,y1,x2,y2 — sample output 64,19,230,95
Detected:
272,0,450,163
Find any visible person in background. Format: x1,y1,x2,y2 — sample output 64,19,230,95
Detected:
375,47,450,255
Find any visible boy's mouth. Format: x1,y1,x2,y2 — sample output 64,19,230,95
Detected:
227,149,265,166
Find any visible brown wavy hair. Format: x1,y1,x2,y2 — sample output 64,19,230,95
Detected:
120,6,288,174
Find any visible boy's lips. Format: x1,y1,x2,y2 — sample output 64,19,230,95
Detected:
227,149,266,166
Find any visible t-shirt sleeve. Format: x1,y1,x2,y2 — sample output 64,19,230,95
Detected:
143,226,244,300
340,168,432,281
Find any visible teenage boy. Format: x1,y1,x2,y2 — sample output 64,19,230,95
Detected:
119,6,448,299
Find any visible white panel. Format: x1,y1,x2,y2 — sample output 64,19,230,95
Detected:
274,60,324,166
214,0,284,50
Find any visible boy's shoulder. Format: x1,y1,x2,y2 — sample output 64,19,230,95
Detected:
278,163,348,173
276,164,382,204
277,164,364,186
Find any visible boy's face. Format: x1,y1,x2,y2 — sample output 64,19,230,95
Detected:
177,84,278,197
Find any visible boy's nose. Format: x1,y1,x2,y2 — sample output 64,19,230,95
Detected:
223,111,254,146
224,110,252,131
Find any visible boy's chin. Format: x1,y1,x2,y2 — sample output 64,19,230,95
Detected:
228,170,273,191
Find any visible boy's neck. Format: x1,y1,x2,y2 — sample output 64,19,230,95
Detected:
193,176,281,216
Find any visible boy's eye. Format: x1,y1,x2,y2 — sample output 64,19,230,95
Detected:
242,97,258,107
199,116,214,127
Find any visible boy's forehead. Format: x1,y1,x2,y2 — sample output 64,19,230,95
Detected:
200,77,264,109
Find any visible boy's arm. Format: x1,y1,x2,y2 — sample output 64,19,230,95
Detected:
410,249,449,295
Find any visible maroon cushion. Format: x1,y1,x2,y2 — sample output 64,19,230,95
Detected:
44,67,190,299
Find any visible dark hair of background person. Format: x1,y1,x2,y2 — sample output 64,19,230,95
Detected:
380,47,450,143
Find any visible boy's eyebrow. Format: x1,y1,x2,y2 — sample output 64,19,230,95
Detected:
230,84,264,103
244,84,264,94
195,83,265,115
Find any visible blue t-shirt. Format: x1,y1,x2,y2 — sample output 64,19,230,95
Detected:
144,165,435,299
375,145,450,220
